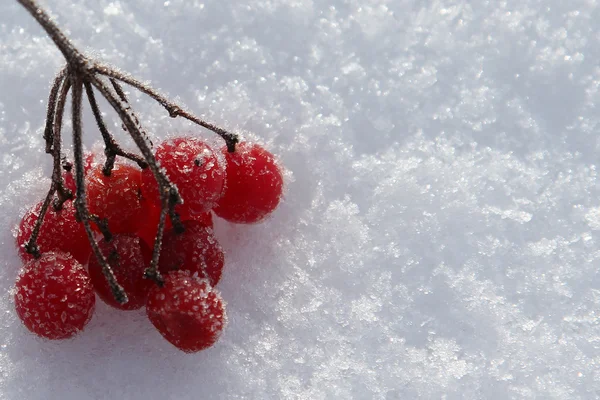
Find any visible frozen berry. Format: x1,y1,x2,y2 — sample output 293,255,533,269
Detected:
87,234,152,310
86,162,143,234
192,210,214,229
14,252,95,340
146,271,226,353
141,137,225,218
16,200,91,265
214,142,283,224
159,220,223,286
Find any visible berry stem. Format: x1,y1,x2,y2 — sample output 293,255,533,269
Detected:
24,69,72,258
71,77,128,305
89,214,113,243
93,64,239,152
144,195,169,287
51,74,74,207
23,186,53,259
109,78,154,148
89,76,169,191
43,66,67,154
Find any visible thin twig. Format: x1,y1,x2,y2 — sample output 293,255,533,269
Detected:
94,65,239,152
43,66,67,154
24,71,71,258
23,186,55,259
89,214,112,242
71,77,127,304
52,75,73,208
110,78,153,148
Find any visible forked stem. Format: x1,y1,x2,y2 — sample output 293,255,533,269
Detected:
84,81,148,174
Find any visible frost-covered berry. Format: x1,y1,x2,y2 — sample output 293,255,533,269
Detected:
141,137,225,219
146,271,226,353
214,142,283,224
14,252,95,340
86,163,143,234
87,234,152,310
16,200,91,265
159,220,224,286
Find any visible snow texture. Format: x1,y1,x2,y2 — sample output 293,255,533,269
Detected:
1,0,600,398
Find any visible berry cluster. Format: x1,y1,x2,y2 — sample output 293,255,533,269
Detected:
14,137,283,352
12,0,284,353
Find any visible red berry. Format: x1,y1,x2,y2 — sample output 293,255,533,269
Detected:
193,210,214,228
214,142,283,224
87,234,152,310
146,271,226,353
16,200,91,265
137,200,213,248
137,200,171,248
14,252,95,340
141,137,225,218
159,220,223,286
87,163,143,234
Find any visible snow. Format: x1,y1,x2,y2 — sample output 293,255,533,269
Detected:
1,0,600,398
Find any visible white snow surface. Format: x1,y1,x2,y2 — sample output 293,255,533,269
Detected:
1,0,600,398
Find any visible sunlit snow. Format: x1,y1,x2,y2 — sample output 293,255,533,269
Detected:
1,0,600,398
